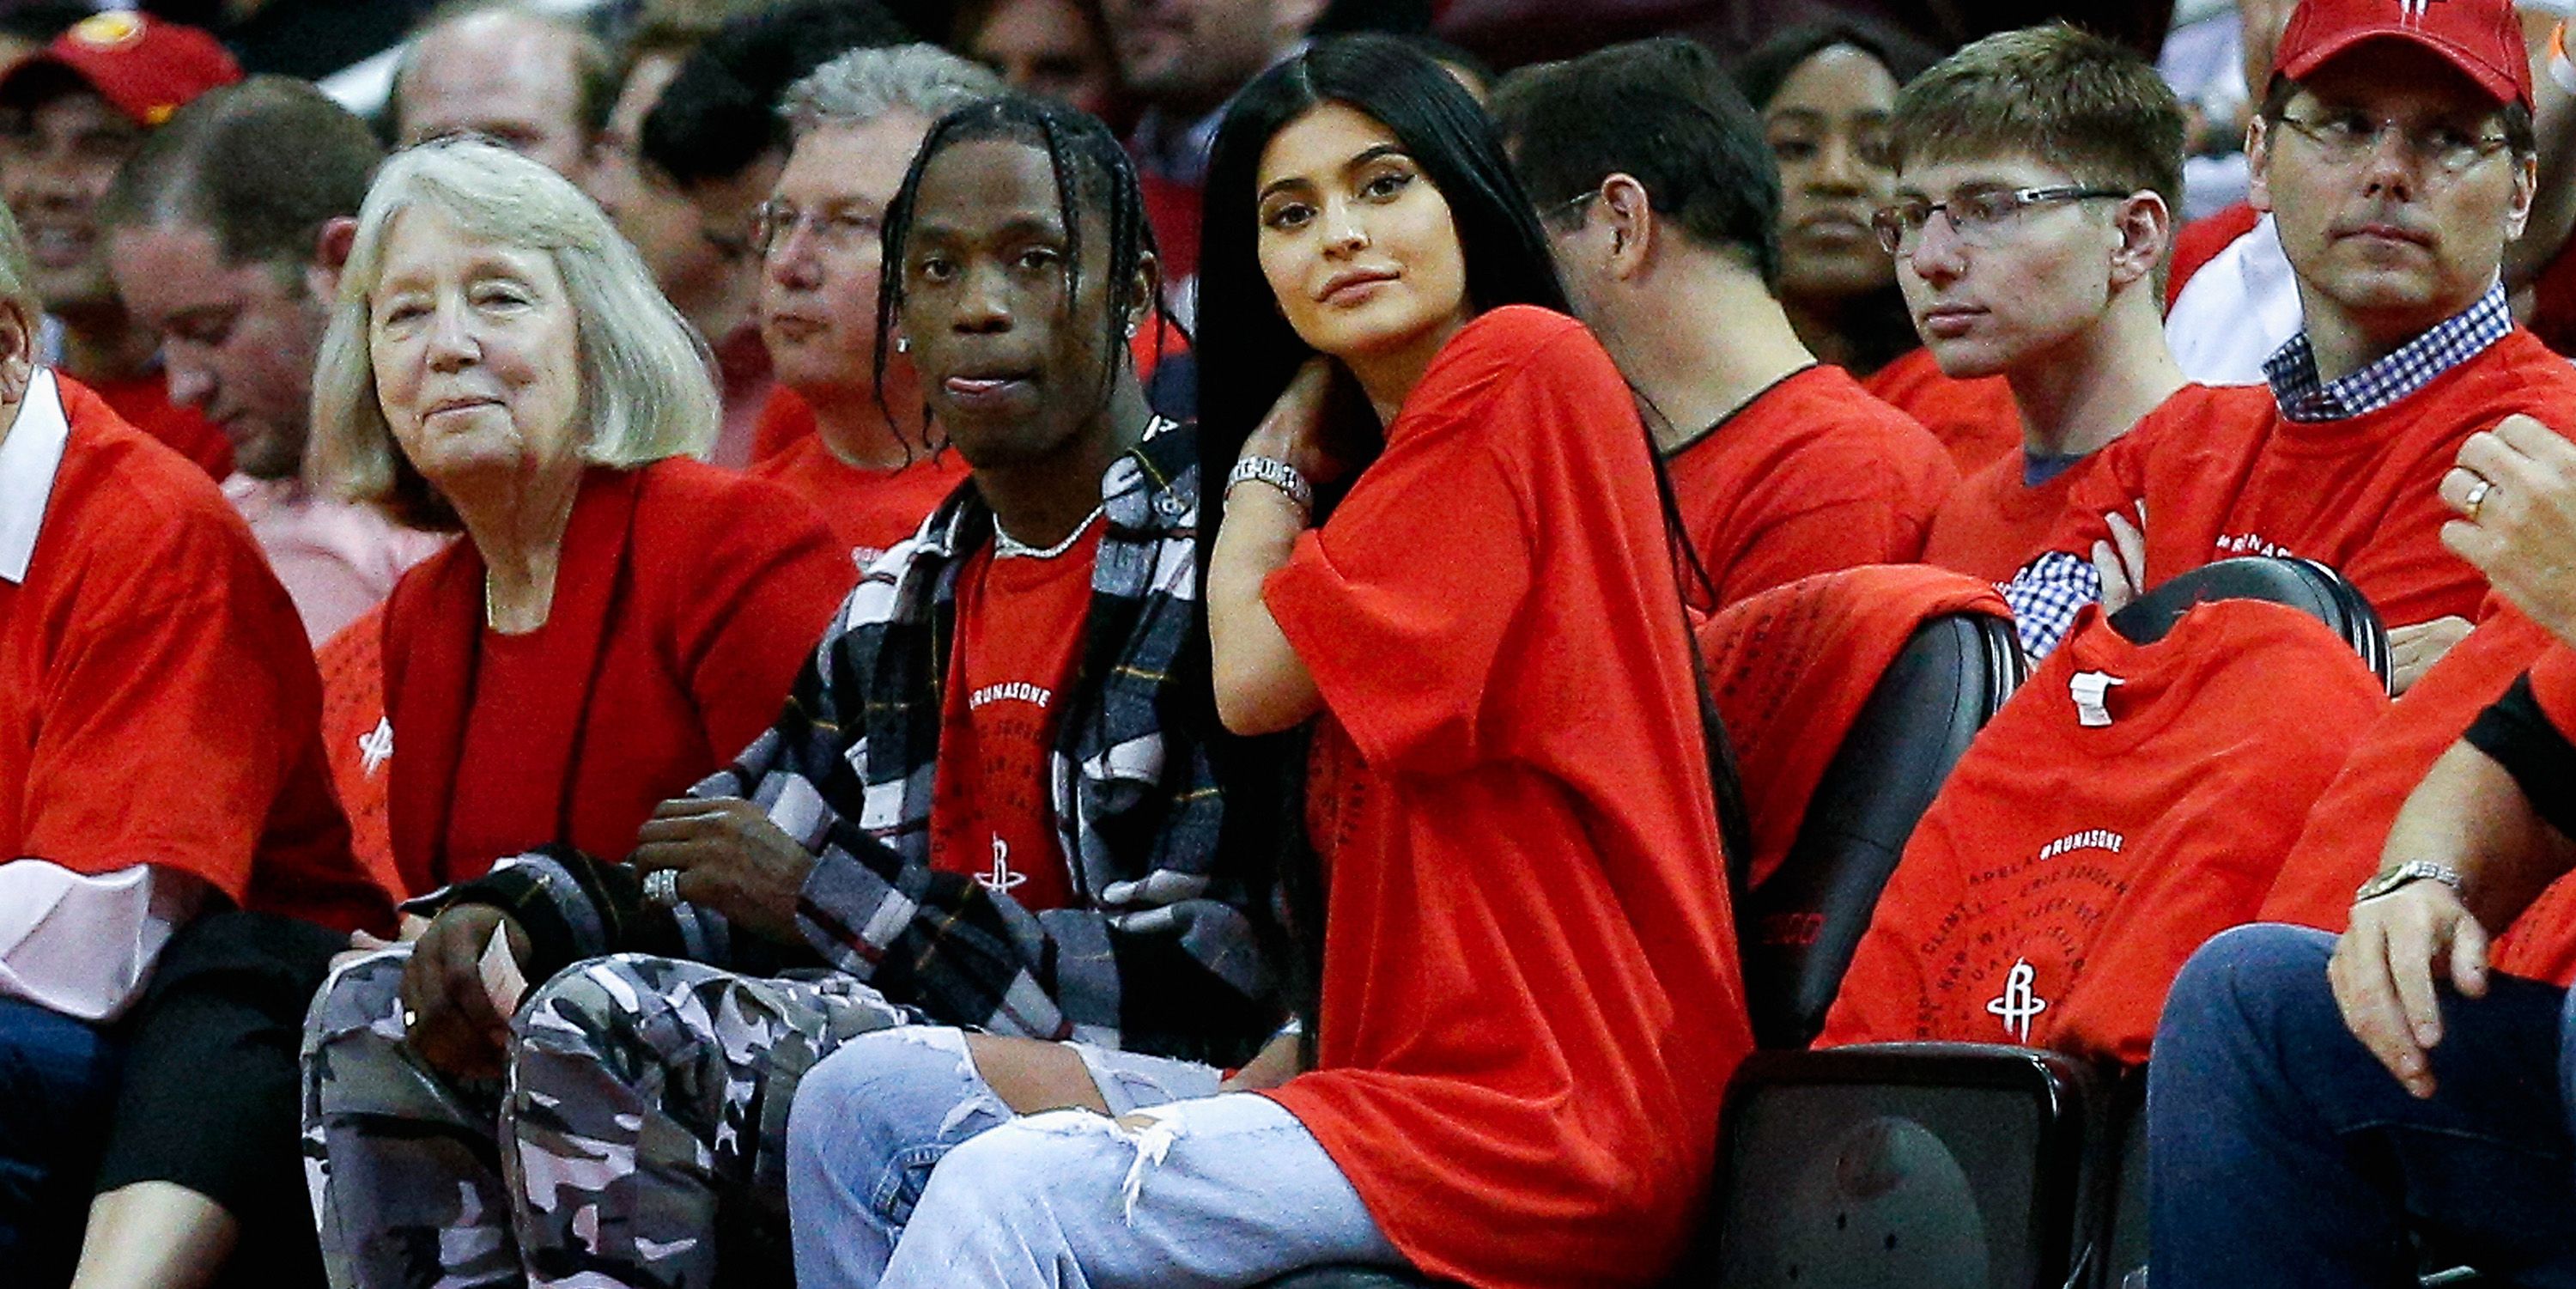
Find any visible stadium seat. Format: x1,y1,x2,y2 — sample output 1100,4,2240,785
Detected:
2108,556,2391,686
1700,1043,2111,1288
1742,611,2026,1048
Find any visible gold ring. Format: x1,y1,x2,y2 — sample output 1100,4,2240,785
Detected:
2466,477,2494,522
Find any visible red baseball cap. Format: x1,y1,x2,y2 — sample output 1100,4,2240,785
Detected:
2274,0,2531,111
0,12,242,128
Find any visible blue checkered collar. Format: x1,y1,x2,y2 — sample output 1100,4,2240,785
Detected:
2263,282,2512,423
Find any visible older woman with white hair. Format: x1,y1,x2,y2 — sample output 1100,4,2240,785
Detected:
296,138,852,1289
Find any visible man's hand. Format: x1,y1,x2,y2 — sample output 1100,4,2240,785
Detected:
397,904,531,1082
2328,879,2489,1099
2442,415,2576,648
2092,500,2148,614
2388,616,2473,694
629,798,817,945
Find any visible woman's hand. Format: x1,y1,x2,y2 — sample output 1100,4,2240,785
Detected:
2442,415,2576,648
628,798,817,945
1218,1026,1307,1093
398,904,531,1082
1241,358,1355,489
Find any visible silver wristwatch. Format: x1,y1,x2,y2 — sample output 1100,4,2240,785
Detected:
2353,860,2465,905
1224,455,1314,515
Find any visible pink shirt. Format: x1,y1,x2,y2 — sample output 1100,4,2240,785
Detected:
223,476,447,646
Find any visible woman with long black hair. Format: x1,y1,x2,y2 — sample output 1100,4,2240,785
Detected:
788,38,1753,1289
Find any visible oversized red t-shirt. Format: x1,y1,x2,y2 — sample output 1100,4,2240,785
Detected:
88,369,233,480
1820,599,2386,1063
1862,345,2022,476
2255,600,2576,982
0,374,388,933
1666,363,1956,608
2041,331,2576,629
923,526,1102,914
750,433,969,569
1262,307,1749,1289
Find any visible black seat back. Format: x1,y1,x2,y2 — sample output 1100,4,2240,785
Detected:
1703,1044,2100,1289
1744,612,2025,1049
2107,556,2391,688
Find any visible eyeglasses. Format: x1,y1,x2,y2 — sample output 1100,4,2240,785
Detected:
2272,111,2512,176
1540,189,1598,228
750,199,885,260
1870,185,2132,256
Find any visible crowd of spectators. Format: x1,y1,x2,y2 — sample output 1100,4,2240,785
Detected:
8,0,2576,1286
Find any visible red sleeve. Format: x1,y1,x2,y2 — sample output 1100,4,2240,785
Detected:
23,526,297,898
2038,430,2154,565
672,483,854,764
2529,643,2576,738
1719,499,1935,605
1266,431,1532,776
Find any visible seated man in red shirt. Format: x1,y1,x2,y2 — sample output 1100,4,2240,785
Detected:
745,45,991,568
1491,38,1956,610
2004,0,2576,695
0,189,389,1281
1881,24,2226,583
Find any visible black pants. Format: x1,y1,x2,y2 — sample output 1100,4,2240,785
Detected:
92,909,344,1289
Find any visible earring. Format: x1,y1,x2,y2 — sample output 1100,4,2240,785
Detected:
894,337,910,354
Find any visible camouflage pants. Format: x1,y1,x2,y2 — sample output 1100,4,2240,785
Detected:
300,948,914,1289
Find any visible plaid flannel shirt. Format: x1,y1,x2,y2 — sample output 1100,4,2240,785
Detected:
702,421,1274,1065
2003,283,2514,660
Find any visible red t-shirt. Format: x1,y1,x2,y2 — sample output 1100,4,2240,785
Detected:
318,605,399,903
88,370,233,480
1262,307,1748,1289
1820,600,2387,1063
1697,565,2012,891
2255,601,2576,980
750,433,969,569
1862,346,2022,477
1924,386,2233,581
2043,331,2576,629
1666,364,1956,608
0,374,387,933
924,526,1103,914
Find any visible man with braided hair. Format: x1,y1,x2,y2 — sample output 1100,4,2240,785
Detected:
298,80,1275,1289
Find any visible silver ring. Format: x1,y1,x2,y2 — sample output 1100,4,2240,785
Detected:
644,867,680,908
2465,477,2494,522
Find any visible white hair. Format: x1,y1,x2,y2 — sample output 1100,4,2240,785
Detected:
781,43,1005,139
309,137,719,524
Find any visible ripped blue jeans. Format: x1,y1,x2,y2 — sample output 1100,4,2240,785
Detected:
785,1027,1404,1287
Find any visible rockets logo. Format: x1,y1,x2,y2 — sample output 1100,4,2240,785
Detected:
2397,0,2439,21
1985,958,2050,1043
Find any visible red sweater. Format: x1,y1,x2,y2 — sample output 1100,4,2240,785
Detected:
380,459,852,895
1821,600,2386,1062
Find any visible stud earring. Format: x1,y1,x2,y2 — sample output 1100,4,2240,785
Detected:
894,337,910,354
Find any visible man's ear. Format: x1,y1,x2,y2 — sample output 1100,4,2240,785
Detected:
0,298,37,404
1599,173,1656,280
2107,190,2172,289
1128,248,1161,338
2506,149,2537,242
307,216,357,304
2245,115,2275,215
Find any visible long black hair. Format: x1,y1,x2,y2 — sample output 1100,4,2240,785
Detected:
872,93,1181,434
1194,34,1754,1052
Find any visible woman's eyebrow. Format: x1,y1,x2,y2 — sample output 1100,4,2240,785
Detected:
1260,143,1413,203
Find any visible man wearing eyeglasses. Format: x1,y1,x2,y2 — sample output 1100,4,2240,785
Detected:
741,46,992,567
1490,38,1958,610
1874,22,2215,584
2000,0,2576,696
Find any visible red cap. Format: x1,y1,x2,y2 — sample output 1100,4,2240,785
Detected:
2274,0,2532,111
0,12,242,128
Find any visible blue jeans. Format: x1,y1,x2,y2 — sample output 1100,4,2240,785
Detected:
2150,924,2576,1287
787,1027,1404,1287
0,997,120,1277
